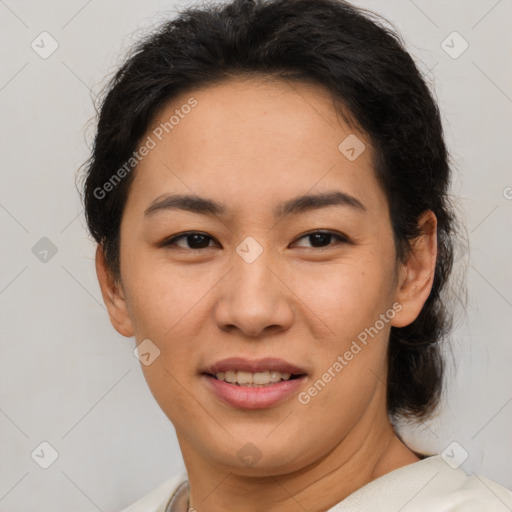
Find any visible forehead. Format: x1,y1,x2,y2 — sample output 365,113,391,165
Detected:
127,76,387,218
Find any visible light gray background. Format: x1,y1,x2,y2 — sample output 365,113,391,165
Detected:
1,0,511,510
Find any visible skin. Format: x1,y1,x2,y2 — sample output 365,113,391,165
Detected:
96,76,437,512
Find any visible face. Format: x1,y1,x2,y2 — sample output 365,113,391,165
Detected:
97,76,436,476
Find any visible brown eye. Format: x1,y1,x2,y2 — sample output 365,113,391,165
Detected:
292,230,349,249
163,232,217,250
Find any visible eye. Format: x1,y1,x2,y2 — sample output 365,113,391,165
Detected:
161,231,218,250
161,230,349,251
291,230,349,249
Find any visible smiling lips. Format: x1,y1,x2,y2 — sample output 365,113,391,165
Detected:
202,357,308,409
215,369,293,387
203,356,307,384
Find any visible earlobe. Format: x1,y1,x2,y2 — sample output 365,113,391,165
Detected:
391,211,438,328
95,245,134,338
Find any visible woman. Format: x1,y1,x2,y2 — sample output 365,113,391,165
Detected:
81,0,512,510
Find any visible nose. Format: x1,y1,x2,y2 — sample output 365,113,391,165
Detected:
214,243,295,338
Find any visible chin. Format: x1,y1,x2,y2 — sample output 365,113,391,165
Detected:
203,436,313,477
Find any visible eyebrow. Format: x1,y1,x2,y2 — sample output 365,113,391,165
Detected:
144,190,366,218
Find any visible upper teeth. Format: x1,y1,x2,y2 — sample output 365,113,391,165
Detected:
215,370,292,386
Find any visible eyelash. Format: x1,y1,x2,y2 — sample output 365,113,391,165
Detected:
161,230,350,251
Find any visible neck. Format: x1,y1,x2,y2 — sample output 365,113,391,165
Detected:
178,403,419,512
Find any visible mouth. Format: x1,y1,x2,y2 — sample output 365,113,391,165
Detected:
206,370,304,387
202,357,308,385
201,357,308,409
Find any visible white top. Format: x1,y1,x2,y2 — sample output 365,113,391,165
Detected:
120,455,512,511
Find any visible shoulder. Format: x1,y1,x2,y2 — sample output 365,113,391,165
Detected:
329,455,512,512
120,470,188,512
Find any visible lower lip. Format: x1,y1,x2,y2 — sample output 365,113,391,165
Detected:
203,374,306,409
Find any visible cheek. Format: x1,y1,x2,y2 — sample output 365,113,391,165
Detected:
286,256,396,403
122,252,207,340
290,257,396,339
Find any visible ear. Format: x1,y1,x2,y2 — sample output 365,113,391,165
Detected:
95,245,134,337
391,210,437,328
